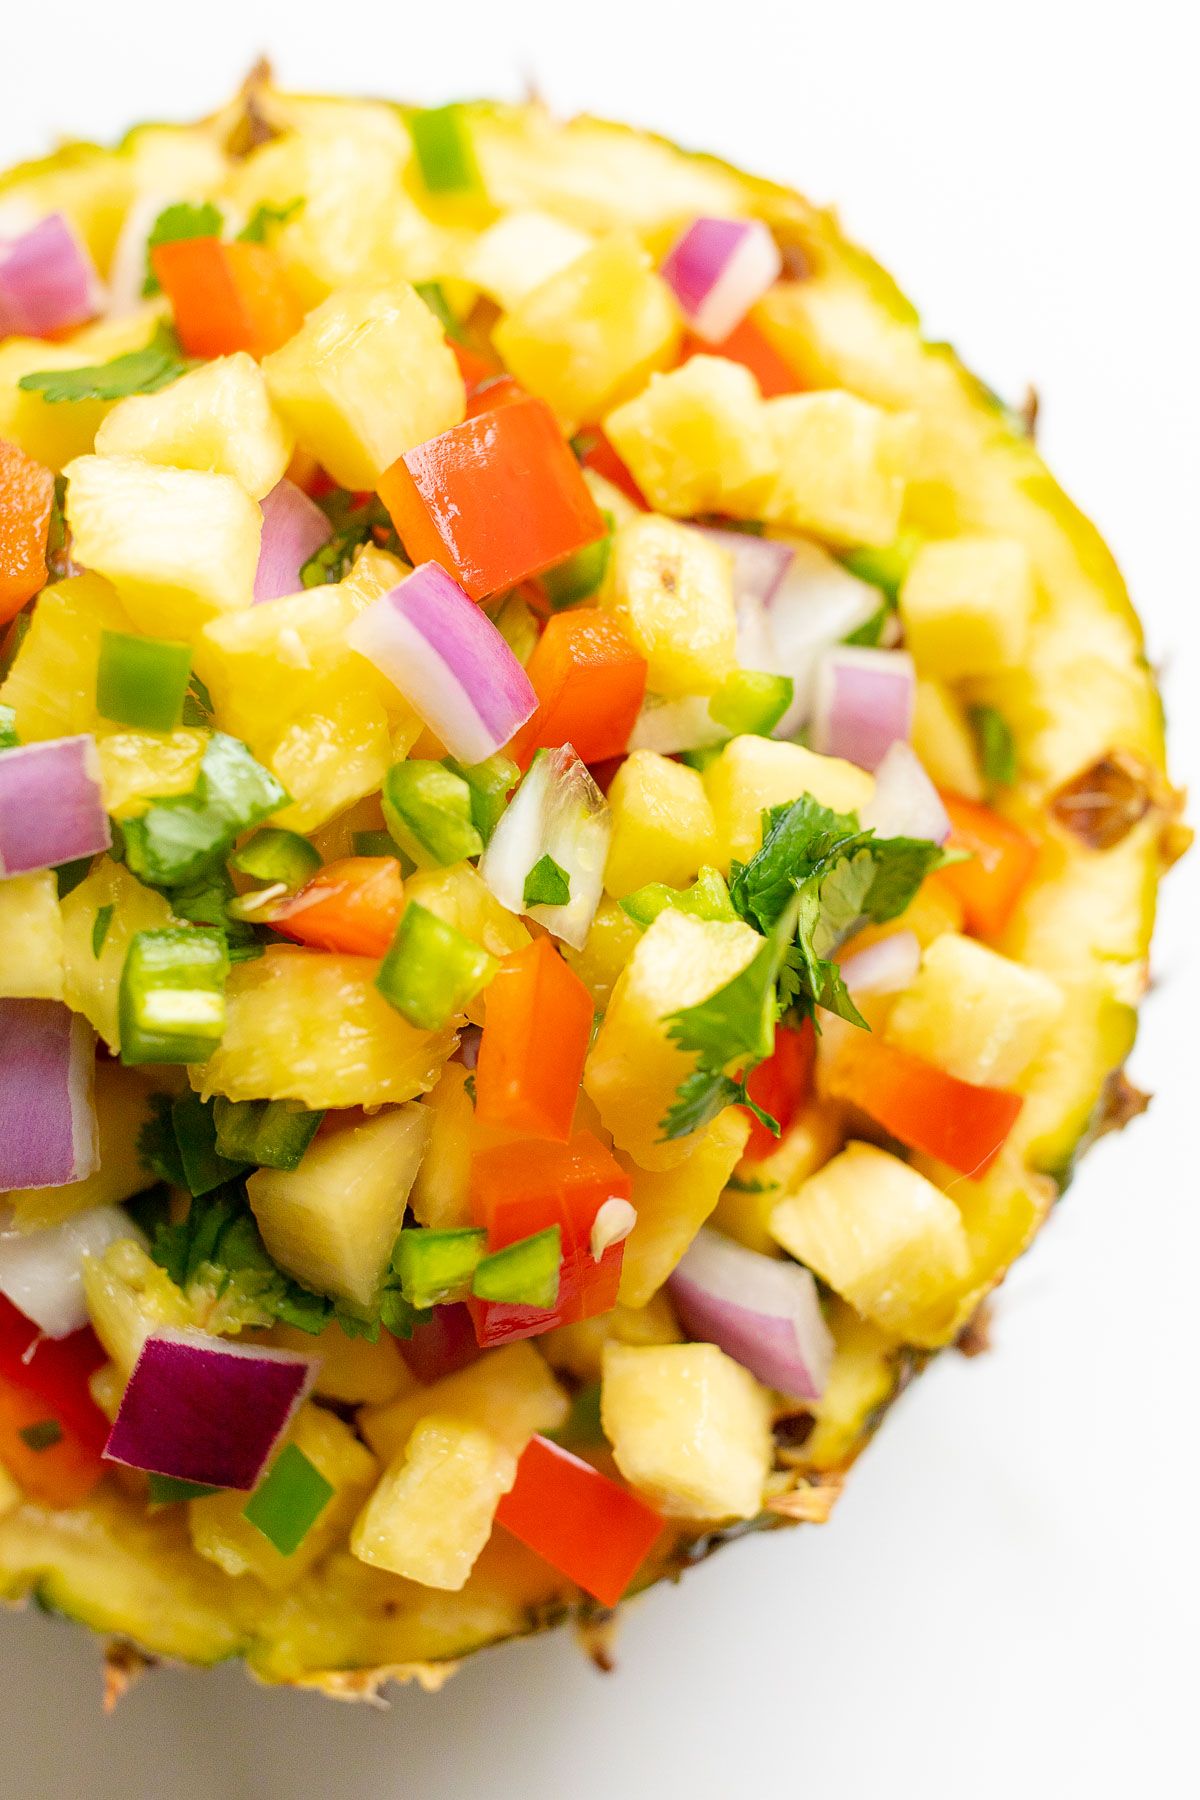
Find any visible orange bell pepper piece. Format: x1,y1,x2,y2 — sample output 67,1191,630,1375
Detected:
267,857,404,958
0,1298,107,1508
0,438,55,626
495,1434,663,1607
450,339,499,389
508,608,647,768
680,316,802,398
740,1018,815,1160
151,236,304,360
474,936,593,1142
468,1131,632,1345
464,372,525,418
378,395,606,601
575,427,647,508
825,1031,1022,1178
930,793,1039,939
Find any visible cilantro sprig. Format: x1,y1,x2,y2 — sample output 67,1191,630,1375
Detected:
18,323,193,405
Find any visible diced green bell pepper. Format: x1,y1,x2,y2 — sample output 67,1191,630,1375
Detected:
211,1097,325,1171
376,901,496,1031
96,630,192,732
472,1226,562,1309
708,669,793,738
443,753,518,845
407,104,482,197
118,926,229,1065
382,760,482,868
229,827,320,891
393,1227,487,1309
243,1444,334,1557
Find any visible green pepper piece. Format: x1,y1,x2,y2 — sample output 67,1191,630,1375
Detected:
376,902,496,1031
118,926,228,1065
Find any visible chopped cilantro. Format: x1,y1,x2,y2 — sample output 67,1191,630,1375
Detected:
18,1419,63,1453
148,1473,220,1505
968,704,1018,790
237,197,303,243
54,856,94,898
300,490,401,587
91,904,114,958
143,201,224,294
523,853,571,908
18,323,193,404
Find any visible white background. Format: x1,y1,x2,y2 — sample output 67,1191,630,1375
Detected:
2,3,1197,1795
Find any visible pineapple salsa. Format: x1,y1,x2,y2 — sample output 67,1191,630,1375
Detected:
0,82,1182,1690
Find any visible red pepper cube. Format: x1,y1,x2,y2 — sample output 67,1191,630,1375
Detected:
576,428,647,509
468,1131,632,1346
378,395,606,601
827,1035,1023,1179
509,608,647,769
495,1434,664,1607
930,792,1039,939
740,1018,816,1161
0,439,55,626
0,1297,108,1507
267,857,405,959
681,316,801,398
474,937,593,1142
151,237,305,361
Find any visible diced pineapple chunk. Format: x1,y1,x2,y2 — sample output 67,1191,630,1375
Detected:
0,307,167,469
803,1301,901,1472
603,750,718,898
493,236,681,430
82,1238,196,1378
605,356,775,519
584,908,762,1171
409,1061,477,1231
769,1141,970,1345
601,1342,772,1521
561,895,642,1011
910,1148,1053,1343
764,391,917,548
403,863,531,963
248,1105,430,1311
269,1322,413,1408
95,353,293,500
61,859,176,1052
911,676,984,800
0,572,129,742
902,535,1036,681
0,872,63,1000
263,283,465,490
359,1342,568,1467
704,736,875,870
540,1293,683,1382
606,514,737,698
885,933,1064,1088
8,1062,156,1231
617,1108,750,1307
95,729,210,819
710,1100,847,1255
350,1414,516,1590
462,208,593,311
191,1404,377,1590
64,454,261,640
194,948,456,1110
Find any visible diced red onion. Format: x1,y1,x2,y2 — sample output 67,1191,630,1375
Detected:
254,479,332,604
399,1303,480,1384
457,1023,483,1070
0,735,111,877
668,1228,833,1401
861,740,951,844
660,217,782,343
0,1204,141,1340
690,526,794,609
480,743,610,949
0,213,104,339
347,562,537,764
811,646,916,772
839,929,922,996
761,542,884,736
104,1328,318,1490
0,1001,98,1191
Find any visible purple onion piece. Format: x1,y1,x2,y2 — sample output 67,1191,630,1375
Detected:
660,217,782,343
668,1228,834,1401
0,735,111,877
254,479,333,603
0,1001,98,1191
0,213,103,339
811,647,916,772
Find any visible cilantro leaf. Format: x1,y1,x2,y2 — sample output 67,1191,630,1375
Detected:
121,732,288,889
237,197,303,243
523,853,571,908
143,201,223,294
729,794,863,935
18,324,192,404
300,490,401,587
136,1093,188,1189
968,704,1017,790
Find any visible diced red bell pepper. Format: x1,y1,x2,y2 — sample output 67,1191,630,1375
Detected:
267,857,404,958
0,438,55,626
740,1019,815,1161
508,608,647,769
464,373,525,418
450,340,499,390
495,1433,664,1607
930,793,1039,939
680,316,801,398
825,1033,1023,1178
378,395,606,601
474,937,593,1142
151,237,305,360
574,428,647,508
468,1132,631,1346
0,1297,108,1507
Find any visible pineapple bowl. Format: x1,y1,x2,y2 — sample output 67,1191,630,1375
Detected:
0,75,1185,1699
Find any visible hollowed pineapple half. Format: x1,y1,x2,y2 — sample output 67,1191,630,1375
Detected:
0,78,1184,1697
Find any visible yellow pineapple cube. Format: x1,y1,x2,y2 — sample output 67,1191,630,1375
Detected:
403,863,531,964
194,948,456,1110
9,1063,157,1232
0,307,167,469
191,1404,377,1590
359,1342,568,1467
601,1342,772,1520
0,572,129,742
0,872,63,999
911,677,984,800
95,729,209,819
248,1105,430,1311
764,391,917,547
704,736,875,870
885,933,1064,1089
604,356,775,519
263,283,465,490
804,1301,901,1472
561,896,642,1011
269,1322,413,1409
617,1107,750,1307
710,1099,847,1255
606,514,737,697
462,208,593,311
83,1239,196,1377
95,353,293,500
584,908,762,1171
493,235,681,431
603,750,719,898
899,536,1035,679
541,1294,683,1383
64,454,261,640
350,1414,516,1590
61,859,175,1051
409,1061,477,1231
769,1141,970,1345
